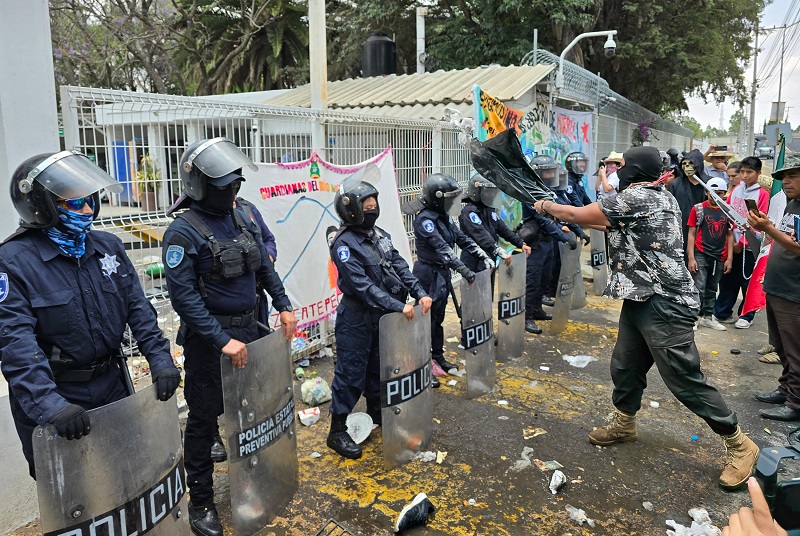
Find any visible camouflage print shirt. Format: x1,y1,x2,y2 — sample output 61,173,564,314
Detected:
597,184,700,310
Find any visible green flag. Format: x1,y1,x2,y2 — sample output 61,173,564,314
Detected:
771,133,785,197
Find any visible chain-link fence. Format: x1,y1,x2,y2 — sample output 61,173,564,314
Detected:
59,86,470,361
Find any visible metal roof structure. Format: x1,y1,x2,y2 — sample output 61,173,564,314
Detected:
264,64,554,120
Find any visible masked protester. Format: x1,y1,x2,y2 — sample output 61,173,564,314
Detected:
0,152,180,479
532,146,760,491
668,149,710,248
327,168,433,459
162,138,297,536
407,174,492,374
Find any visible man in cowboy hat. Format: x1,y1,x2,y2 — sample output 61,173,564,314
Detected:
595,151,624,200
703,145,735,184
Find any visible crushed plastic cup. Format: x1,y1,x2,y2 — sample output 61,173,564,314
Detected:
298,407,320,426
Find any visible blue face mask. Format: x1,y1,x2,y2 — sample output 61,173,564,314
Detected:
44,207,94,258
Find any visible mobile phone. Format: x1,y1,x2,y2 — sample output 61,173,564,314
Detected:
794,214,799,240
745,198,759,213
716,145,728,152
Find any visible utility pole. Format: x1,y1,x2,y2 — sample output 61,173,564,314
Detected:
747,21,759,157
309,0,327,156
778,25,785,120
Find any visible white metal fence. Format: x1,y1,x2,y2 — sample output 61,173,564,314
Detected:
59,86,470,360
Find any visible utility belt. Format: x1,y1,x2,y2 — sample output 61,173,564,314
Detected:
49,350,114,383
212,306,258,329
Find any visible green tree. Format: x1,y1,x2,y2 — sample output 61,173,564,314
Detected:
674,115,703,139
728,109,745,135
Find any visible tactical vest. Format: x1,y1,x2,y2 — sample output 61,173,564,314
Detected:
178,209,262,284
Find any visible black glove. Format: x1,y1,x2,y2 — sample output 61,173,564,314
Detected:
457,265,476,283
152,366,181,402
563,235,578,250
49,404,90,440
580,232,590,246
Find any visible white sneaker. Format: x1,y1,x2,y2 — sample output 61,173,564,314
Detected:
713,315,736,324
734,318,752,329
698,317,727,331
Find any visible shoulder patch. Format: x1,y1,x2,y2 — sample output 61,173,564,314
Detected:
422,219,435,233
491,212,498,221
469,212,482,225
566,185,573,194
0,273,8,302
337,245,350,262
166,245,185,268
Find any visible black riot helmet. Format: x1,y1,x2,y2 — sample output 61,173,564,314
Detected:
421,173,463,218
565,151,589,174
334,163,381,225
555,164,569,191
10,151,123,229
179,137,257,201
530,155,560,189
466,173,502,209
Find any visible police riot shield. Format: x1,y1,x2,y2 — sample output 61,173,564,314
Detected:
379,305,433,470
461,269,496,398
590,228,608,296
571,260,587,310
33,385,189,536
221,328,298,536
496,252,526,362
550,234,583,334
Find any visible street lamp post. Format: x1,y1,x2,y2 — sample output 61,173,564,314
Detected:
556,30,618,91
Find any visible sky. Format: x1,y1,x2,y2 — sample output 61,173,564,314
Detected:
686,2,800,132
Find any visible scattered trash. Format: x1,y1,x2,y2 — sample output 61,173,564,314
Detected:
650,401,660,408
436,451,447,464
690,435,699,441
523,427,547,439
665,507,721,536
764,427,772,435
298,407,320,426
301,377,332,405
309,452,322,459
450,369,466,377
498,416,509,420
432,360,447,378
346,413,373,444
510,447,534,472
295,366,305,380
730,348,741,355
446,337,459,343
394,493,435,533
413,451,437,463
562,355,598,368
291,336,308,353
497,400,509,405
549,470,567,494
297,358,311,367
539,366,550,372
642,501,654,511
534,459,563,472
565,505,595,527
526,380,539,388
447,379,458,386
459,360,466,365
468,498,476,506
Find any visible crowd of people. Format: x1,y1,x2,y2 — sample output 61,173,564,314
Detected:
0,137,798,535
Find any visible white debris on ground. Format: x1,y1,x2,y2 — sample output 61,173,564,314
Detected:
565,505,595,527
665,508,721,536
562,355,598,368
509,446,534,472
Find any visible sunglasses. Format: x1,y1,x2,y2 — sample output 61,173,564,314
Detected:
57,196,95,211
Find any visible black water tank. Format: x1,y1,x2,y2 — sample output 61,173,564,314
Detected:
362,33,396,77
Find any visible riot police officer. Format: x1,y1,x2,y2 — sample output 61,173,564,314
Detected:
565,151,593,207
0,151,181,479
409,174,493,373
518,158,577,334
162,138,297,536
458,174,531,285
327,166,433,459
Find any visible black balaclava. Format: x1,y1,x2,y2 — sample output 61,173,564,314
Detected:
353,196,380,234
200,182,237,214
616,146,663,192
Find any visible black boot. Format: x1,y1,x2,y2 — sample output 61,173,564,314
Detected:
431,376,441,388
188,504,223,536
366,400,382,427
541,297,555,307
210,435,227,463
525,317,542,334
433,355,458,374
530,308,552,321
327,413,362,459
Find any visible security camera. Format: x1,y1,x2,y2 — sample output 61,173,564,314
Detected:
604,37,616,58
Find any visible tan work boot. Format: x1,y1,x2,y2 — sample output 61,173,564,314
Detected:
719,426,759,490
588,409,637,446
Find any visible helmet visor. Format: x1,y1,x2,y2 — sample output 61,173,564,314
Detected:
339,162,381,195
441,187,463,218
479,185,503,209
28,151,123,199
185,137,257,179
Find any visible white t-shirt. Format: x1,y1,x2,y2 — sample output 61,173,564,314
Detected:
597,171,619,200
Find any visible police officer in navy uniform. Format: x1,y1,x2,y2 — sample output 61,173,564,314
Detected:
0,151,180,479
409,173,493,374
518,159,578,334
564,151,593,207
327,166,433,459
162,138,297,536
458,174,531,285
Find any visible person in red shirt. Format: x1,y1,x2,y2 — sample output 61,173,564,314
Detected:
687,178,735,331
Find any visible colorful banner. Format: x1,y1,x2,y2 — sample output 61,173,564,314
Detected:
239,148,410,328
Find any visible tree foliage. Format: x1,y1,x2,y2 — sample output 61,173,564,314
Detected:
728,109,745,135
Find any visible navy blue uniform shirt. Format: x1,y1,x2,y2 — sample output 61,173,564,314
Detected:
459,201,524,256
332,226,427,314
0,229,173,425
162,203,291,350
413,208,484,270
236,198,277,261
521,204,572,242
566,173,592,207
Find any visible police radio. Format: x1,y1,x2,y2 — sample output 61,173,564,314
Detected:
754,445,800,533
